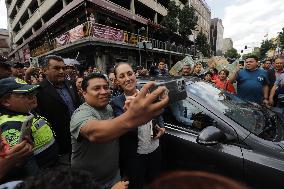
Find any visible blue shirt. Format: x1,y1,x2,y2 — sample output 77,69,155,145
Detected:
236,69,269,103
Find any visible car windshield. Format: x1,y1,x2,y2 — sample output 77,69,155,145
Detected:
186,81,266,135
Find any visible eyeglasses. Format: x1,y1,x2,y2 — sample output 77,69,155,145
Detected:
50,66,66,71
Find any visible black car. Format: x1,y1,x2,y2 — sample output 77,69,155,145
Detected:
138,77,284,189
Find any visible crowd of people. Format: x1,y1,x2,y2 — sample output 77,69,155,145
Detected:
1,53,283,189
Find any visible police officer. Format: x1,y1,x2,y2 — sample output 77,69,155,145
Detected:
0,77,58,179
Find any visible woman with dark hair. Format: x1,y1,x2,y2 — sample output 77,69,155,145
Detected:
111,62,165,189
215,69,236,94
146,171,249,189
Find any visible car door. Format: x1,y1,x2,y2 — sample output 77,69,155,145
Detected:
241,135,284,189
161,99,245,182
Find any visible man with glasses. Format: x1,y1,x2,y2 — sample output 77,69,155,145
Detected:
0,77,58,181
36,55,80,163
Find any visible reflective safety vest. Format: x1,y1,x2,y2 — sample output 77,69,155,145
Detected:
0,113,55,155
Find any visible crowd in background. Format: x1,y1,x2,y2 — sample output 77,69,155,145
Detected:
1,53,284,189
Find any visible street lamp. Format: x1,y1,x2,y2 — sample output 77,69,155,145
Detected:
138,27,145,66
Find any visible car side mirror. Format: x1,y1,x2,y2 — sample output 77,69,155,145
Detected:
197,126,226,146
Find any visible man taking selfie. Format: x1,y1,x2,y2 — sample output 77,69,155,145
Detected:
70,73,168,189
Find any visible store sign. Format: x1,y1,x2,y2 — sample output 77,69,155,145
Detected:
23,48,31,62
93,23,123,42
31,43,51,57
30,22,152,57
55,32,70,47
69,25,84,42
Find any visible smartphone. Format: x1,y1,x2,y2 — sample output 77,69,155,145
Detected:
18,114,34,144
146,77,187,104
152,125,159,138
29,57,39,68
151,119,159,138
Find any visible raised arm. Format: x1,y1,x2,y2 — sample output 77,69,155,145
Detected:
79,82,168,143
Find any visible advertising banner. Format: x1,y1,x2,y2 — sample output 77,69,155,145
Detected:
93,23,123,42
55,32,70,47
69,25,84,42
23,47,31,62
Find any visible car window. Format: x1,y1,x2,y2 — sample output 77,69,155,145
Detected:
187,82,266,135
164,99,215,132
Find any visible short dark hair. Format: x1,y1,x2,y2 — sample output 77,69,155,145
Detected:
245,55,259,62
159,58,166,63
264,58,272,63
108,68,115,74
81,73,108,91
42,55,64,68
205,72,213,77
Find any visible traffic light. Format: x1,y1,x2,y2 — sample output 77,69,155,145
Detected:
241,50,243,53
244,46,247,49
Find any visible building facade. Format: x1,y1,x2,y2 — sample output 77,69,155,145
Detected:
0,29,10,59
222,38,233,54
187,0,211,42
5,0,193,71
210,18,224,56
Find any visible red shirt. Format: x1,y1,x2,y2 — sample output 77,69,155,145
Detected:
212,74,219,81
215,79,236,94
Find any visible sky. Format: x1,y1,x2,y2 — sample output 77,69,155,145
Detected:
0,0,7,29
206,0,284,52
0,0,284,53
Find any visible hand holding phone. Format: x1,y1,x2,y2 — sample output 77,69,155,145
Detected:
29,57,39,68
151,124,165,139
18,114,34,144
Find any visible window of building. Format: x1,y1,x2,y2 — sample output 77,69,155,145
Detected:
29,0,39,16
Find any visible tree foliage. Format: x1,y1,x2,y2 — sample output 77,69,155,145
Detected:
278,27,284,50
161,2,198,43
196,32,211,57
259,39,276,59
178,6,198,38
160,1,180,33
224,48,241,59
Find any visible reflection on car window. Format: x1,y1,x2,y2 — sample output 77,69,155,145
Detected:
168,100,215,132
187,82,266,136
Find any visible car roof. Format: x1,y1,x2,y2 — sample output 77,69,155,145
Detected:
137,76,202,84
